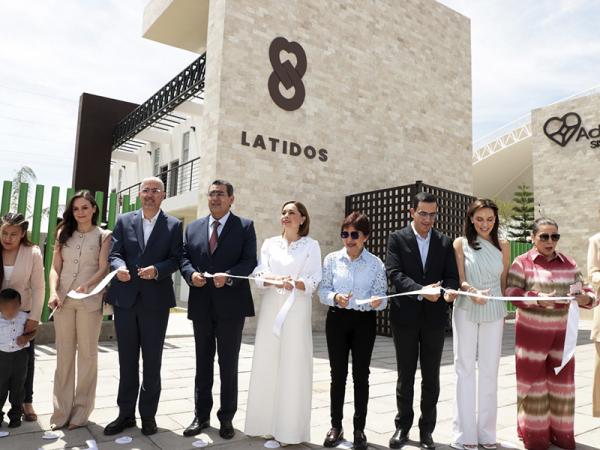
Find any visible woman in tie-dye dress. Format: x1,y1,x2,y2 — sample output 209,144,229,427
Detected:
506,218,597,450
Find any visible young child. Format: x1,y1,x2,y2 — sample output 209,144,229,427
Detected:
0,288,35,428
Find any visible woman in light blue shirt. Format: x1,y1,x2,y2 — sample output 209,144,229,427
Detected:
318,212,387,450
450,199,510,450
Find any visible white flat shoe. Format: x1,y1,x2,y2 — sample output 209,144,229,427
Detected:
451,443,478,450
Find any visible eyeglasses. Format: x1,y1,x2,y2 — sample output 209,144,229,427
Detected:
416,211,437,219
207,191,227,198
341,231,360,240
141,188,163,194
538,233,560,242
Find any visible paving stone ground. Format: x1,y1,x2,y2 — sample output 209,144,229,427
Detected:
2,313,599,450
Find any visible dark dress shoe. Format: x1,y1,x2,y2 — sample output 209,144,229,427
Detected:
324,427,344,447
141,417,158,436
420,433,435,450
389,429,409,449
22,412,37,422
219,420,235,439
104,416,136,435
8,418,21,428
354,430,368,450
183,417,210,437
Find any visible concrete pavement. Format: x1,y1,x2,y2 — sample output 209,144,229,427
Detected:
2,312,600,449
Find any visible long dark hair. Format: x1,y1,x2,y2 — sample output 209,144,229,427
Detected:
0,212,32,287
464,198,501,251
56,190,99,245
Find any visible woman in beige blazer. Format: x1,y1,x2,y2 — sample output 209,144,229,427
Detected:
588,232,600,417
48,191,111,430
0,212,45,421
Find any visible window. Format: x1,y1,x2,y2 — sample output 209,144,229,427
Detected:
117,168,123,192
153,148,161,176
169,160,179,197
159,164,168,190
182,132,190,163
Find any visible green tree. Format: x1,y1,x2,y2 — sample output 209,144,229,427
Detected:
493,198,515,238
508,184,534,242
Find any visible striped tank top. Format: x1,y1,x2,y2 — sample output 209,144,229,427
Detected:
455,237,506,322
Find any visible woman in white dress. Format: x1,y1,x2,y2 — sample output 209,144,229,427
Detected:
245,201,322,445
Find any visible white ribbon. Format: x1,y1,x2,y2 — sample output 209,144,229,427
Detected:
354,287,579,374
354,287,575,305
354,287,441,305
272,288,296,337
555,300,579,374
204,272,296,336
48,269,121,319
202,272,284,286
66,269,121,300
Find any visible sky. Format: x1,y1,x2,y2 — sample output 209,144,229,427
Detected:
0,0,194,194
2,0,600,192
439,0,600,145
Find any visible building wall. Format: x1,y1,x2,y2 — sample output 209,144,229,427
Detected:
109,115,203,193
198,0,472,331
532,92,600,276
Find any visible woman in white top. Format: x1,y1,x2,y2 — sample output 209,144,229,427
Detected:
451,199,510,450
0,212,45,422
245,201,322,445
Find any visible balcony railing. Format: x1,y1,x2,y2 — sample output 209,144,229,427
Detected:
112,53,206,150
117,157,201,203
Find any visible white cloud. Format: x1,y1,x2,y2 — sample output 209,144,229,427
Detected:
2,0,599,188
0,0,195,193
439,0,600,142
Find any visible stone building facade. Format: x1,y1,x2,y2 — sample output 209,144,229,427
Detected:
531,93,600,272
111,0,473,331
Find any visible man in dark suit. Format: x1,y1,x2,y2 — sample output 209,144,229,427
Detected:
386,192,459,450
180,180,257,439
103,177,183,436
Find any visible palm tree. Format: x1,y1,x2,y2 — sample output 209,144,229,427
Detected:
10,166,37,217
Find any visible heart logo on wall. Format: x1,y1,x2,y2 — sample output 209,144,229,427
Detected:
543,112,582,147
268,37,307,111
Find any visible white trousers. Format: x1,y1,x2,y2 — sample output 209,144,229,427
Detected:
452,307,504,445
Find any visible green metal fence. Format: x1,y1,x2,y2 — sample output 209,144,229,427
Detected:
507,240,533,312
1,181,140,322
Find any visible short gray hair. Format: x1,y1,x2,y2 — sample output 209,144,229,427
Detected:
532,217,558,235
141,176,165,192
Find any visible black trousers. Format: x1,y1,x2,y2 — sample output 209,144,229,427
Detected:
326,307,377,431
192,315,245,423
391,320,445,434
113,302,169,418
23,339,34,403
22,309,34,404
0,349,28,422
